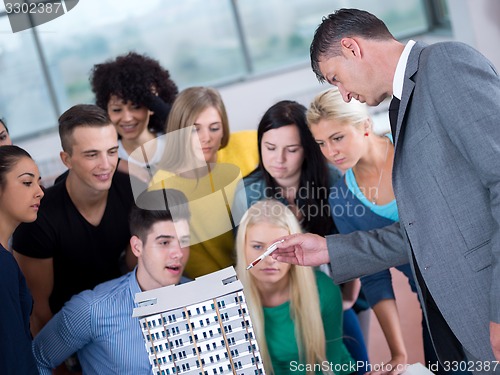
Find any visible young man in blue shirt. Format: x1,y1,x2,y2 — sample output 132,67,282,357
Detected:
32,188,191,374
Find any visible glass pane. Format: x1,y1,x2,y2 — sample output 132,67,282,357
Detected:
434,0,450,26
238,0,429,74
237,0,330,73
1,0,429,139
34,0,245,110
355,1,429,37
0,17,57,139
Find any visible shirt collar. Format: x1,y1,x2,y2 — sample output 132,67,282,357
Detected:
393,40,416,100
129,267,142,305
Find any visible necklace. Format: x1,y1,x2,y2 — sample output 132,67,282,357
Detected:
371,137,390,205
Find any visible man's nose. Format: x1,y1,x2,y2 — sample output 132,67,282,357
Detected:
337,84,351,103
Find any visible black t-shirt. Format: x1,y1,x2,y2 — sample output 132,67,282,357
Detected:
0,245,38,374
12,171,135,313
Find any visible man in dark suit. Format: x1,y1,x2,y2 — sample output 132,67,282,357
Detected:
272,8,500,373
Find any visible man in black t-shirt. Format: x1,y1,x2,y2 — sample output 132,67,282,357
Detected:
12,104,136,337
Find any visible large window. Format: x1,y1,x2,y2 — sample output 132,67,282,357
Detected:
237,0,428,73
36,1,246,104
0,0,433,140
0,17,58,137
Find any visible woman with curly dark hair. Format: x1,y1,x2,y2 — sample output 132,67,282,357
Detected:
90,52,178,178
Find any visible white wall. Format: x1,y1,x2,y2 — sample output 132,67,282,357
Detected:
447,0,500,69
219,66,323,132
219,65,390,135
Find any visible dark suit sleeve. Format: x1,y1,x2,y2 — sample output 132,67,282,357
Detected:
426,43,500,323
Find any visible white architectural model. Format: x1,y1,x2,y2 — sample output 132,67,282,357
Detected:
133,267,265,375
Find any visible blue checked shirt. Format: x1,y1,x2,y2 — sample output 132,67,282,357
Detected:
32,269,151,375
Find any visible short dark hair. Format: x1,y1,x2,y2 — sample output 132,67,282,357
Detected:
0,145,32,189
90,52,178,134
58,104,112,153
129,188,191,243
310,8,394,82
0,118,9,134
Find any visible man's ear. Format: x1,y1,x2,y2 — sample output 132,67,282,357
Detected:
60,151,72,169
130,235,143,258
340,37,362,59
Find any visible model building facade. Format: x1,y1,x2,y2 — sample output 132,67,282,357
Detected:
133,267,265,375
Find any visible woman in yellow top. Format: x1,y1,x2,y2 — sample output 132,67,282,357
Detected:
151,87,255,278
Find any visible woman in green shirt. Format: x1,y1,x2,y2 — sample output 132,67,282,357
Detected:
236,200,355,375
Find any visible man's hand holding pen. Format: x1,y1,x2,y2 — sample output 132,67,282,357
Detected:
270,233,330,267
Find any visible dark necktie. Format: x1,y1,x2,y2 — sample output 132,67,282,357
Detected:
388,96,401,139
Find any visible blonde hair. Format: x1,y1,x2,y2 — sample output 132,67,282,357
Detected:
307,87,370,129
160,87,230,172
235,200,331,375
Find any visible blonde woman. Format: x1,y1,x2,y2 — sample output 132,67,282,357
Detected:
307,88,437,374
236,200,354,375
151,87,244,279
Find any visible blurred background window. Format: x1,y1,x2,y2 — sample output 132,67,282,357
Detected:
0,0,438,141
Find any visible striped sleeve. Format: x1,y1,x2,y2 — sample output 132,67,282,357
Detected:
32,291,93,373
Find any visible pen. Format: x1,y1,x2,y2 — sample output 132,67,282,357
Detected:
246,239,284,270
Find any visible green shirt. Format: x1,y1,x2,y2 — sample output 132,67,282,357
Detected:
263,271,354,375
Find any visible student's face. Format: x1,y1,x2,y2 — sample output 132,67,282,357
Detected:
261,125,304,183
61,125,119,193
318,54,388,107
0,122,12,146
134,219,190,291
191,106,224,164
107,95,153,141
310,118,367,171
245,223,291,288
0,157,44,225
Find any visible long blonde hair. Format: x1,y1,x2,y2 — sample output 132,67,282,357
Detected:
235,200,331,375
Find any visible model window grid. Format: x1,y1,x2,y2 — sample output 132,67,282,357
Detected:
139,291,263,375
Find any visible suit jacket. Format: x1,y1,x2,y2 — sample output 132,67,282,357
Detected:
328,41,500,361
